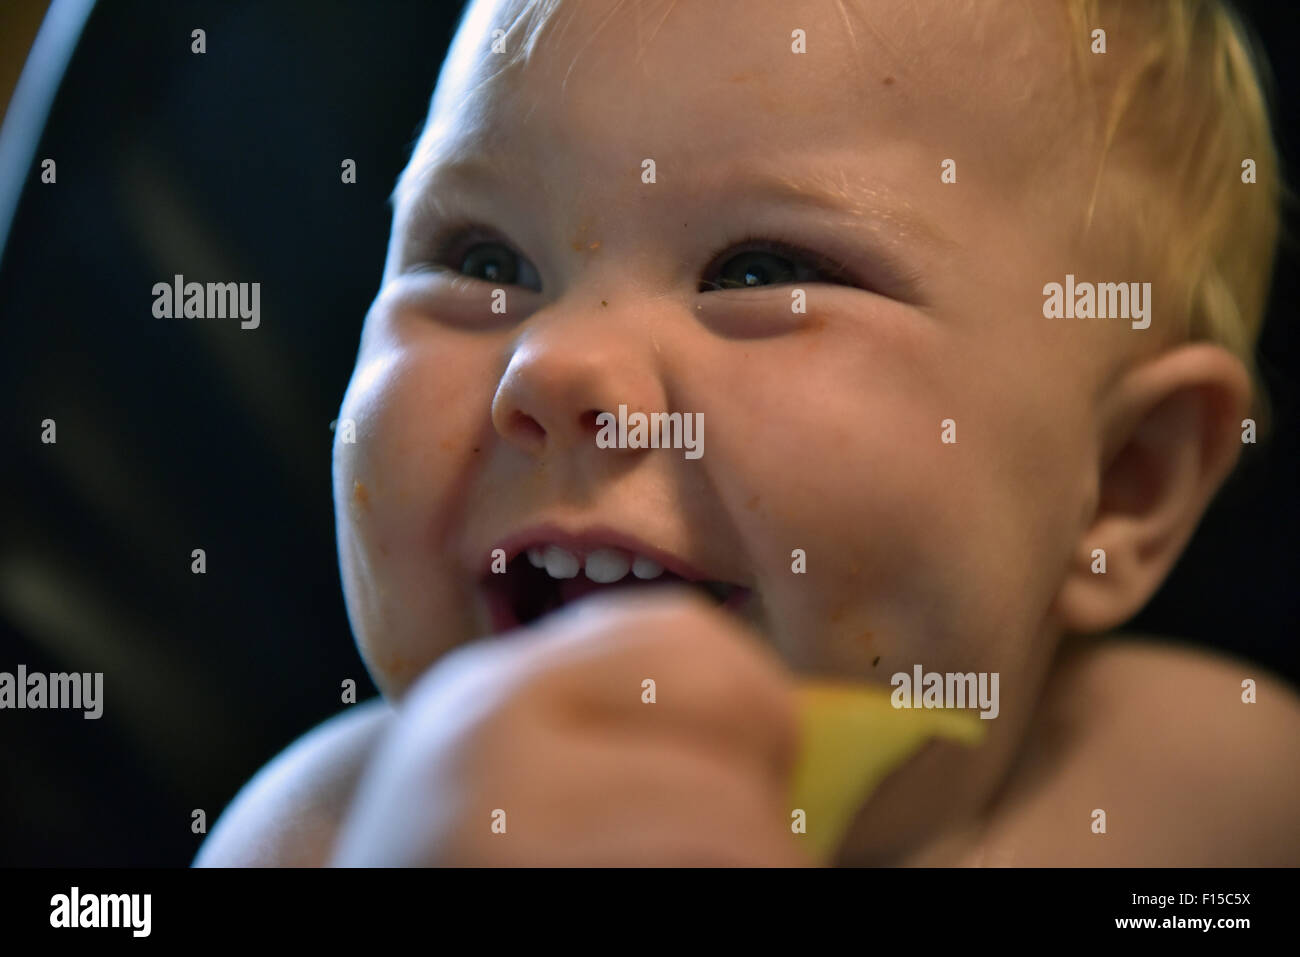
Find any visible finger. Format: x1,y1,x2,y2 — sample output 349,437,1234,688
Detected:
451,728,810,867
512,586,802,785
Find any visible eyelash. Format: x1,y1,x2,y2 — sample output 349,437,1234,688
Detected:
417,221,500,272
699,233,858,290
410,222,860,290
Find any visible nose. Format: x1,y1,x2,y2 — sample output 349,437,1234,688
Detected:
490,302,669,457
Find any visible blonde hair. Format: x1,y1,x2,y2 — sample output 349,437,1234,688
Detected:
1062,0,1283,413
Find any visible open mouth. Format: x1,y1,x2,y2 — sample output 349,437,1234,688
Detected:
481,544,749,633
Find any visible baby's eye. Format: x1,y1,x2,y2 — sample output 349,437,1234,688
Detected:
410,225,543,291
454,239,542,291
699,239,848,293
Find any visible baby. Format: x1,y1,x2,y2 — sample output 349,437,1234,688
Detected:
196,0,1300,866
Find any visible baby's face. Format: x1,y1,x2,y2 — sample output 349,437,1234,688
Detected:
336,0,1112,836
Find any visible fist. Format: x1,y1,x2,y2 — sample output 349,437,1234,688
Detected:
332,587,812,866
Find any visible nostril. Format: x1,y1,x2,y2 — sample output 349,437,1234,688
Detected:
579,409,603,433
509,410,546,444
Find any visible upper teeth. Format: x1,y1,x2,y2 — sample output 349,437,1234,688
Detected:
631,555,664,579
525,545,665,583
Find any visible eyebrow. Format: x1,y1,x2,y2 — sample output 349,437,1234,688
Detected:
704,160,956,252
400,152,950,245
393,152,530,216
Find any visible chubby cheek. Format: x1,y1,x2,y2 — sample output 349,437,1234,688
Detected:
738,400,986,676
333,333,493,696
710,324,1057,680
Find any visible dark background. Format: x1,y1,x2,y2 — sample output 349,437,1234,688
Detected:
0,0,1296,866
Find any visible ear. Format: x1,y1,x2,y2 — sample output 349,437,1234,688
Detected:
1054,344,1252,634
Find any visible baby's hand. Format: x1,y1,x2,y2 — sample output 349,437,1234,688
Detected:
331,588,811,866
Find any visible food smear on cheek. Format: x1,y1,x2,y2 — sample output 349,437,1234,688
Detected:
569,217,600,253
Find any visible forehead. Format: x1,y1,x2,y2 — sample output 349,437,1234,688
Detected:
419,0,1071,169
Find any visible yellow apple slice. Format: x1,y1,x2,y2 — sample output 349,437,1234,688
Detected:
790,680,986,863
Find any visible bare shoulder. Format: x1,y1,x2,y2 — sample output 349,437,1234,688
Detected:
194,698,394,867
970,635,1300,866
